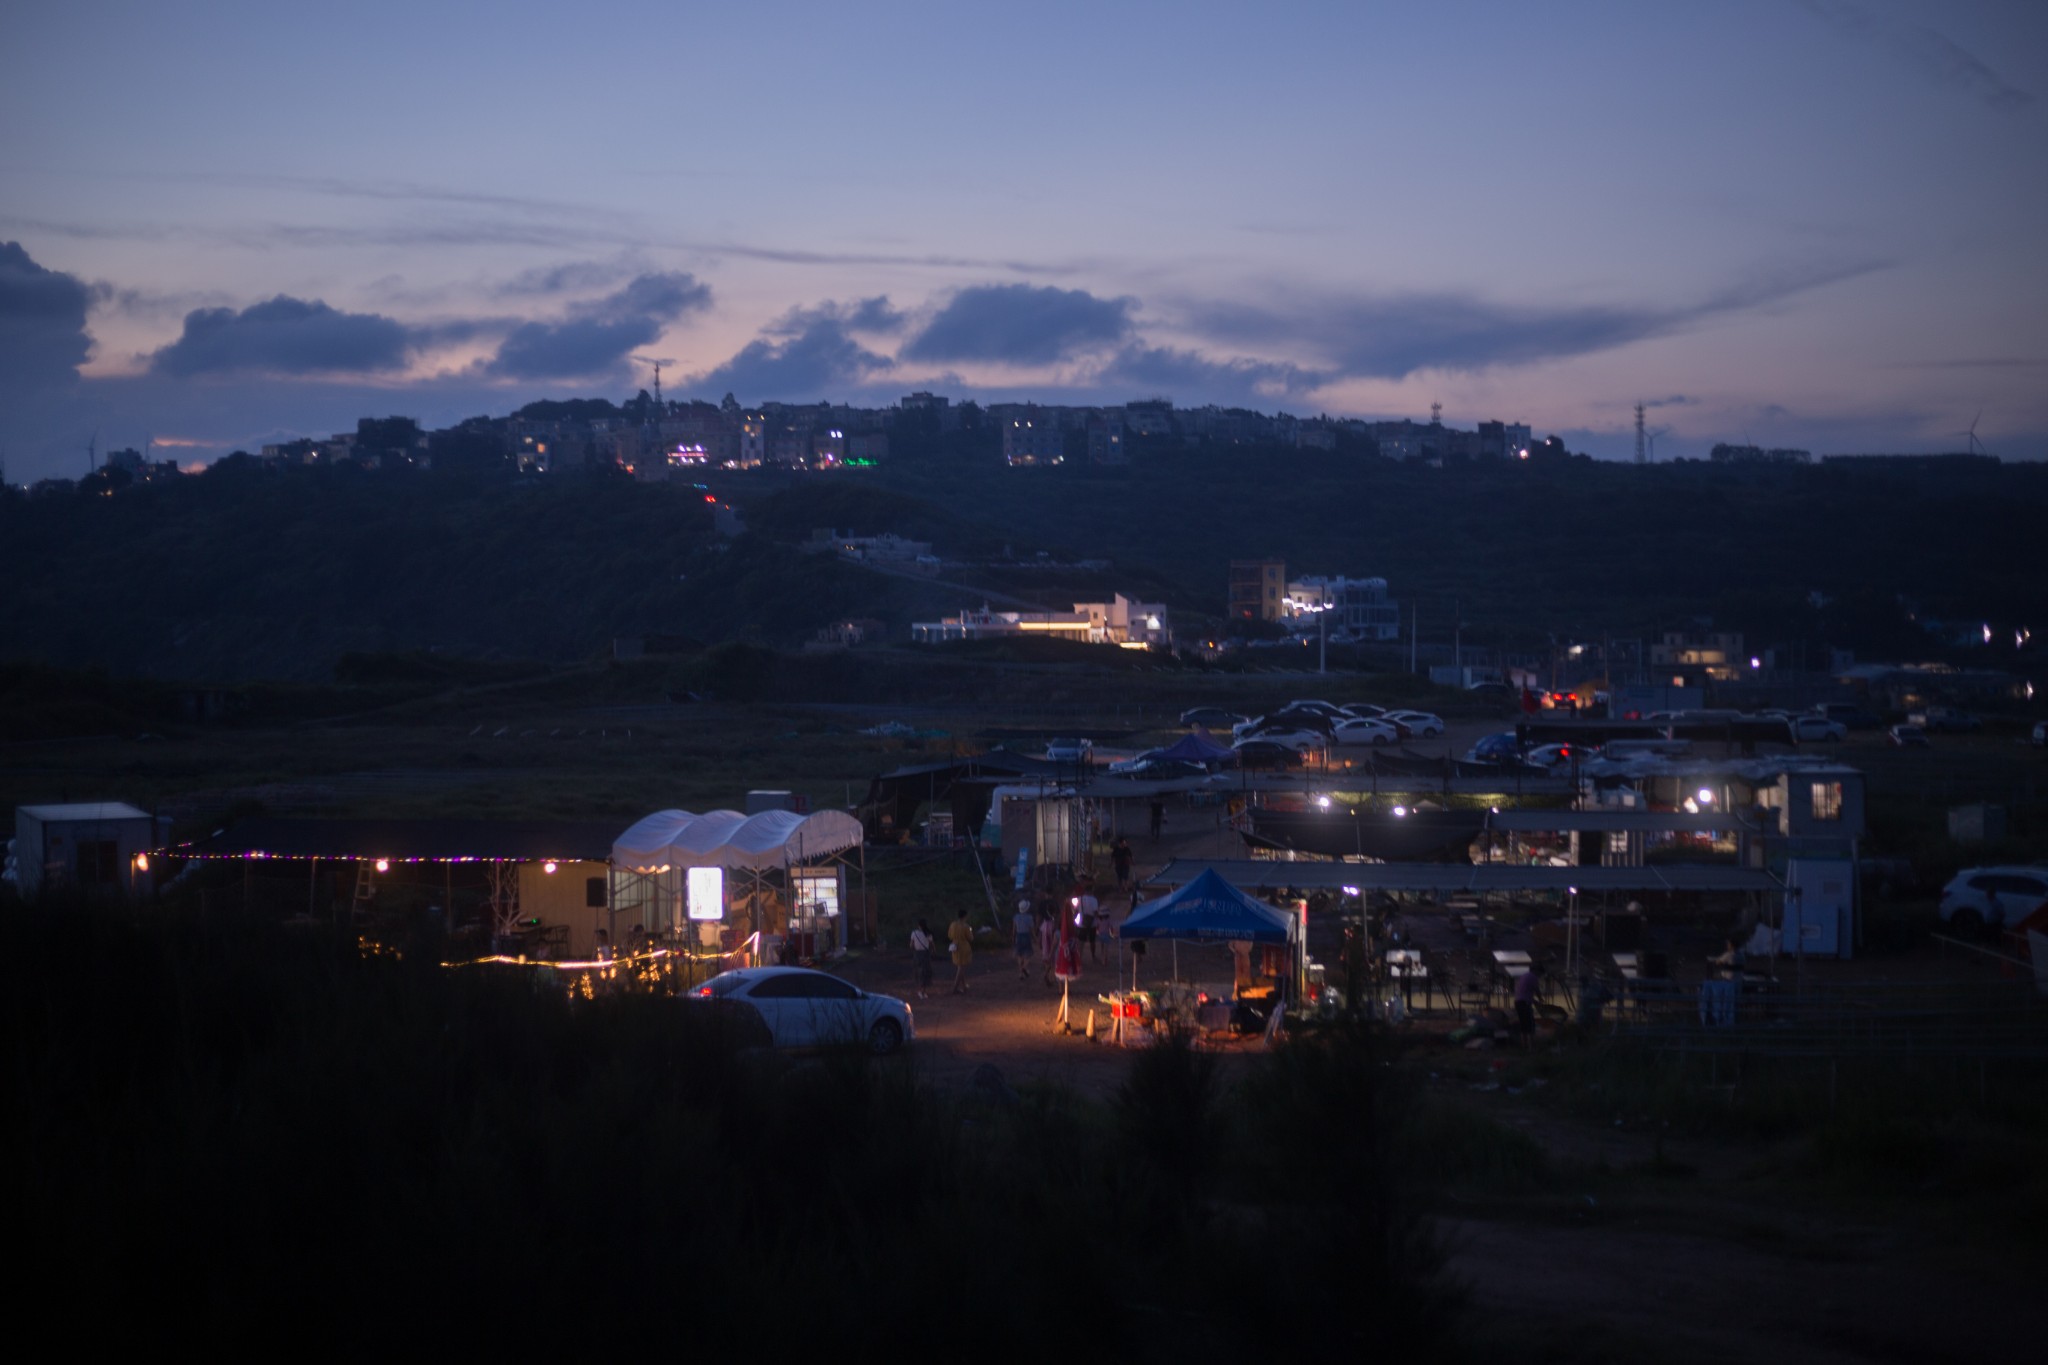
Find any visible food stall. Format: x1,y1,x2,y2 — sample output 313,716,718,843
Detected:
1112,867,1300,1040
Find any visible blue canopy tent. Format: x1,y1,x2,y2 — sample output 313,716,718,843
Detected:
1149,728,1236,765
1120,867,1296,943
1118,867,1302,1013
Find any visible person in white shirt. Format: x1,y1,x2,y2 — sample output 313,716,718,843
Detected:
909,918,934,999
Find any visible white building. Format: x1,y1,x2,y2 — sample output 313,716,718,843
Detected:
9,802,166,901
1283,575,1401,641
913,593,1169,648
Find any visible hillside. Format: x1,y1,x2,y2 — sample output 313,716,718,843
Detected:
4,449,2045,683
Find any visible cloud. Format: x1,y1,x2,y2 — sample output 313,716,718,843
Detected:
147,295,413,378
695,242,1071,275
1183,260,1886,380
483,271,711,380
0,241,95,390
901,284,1135,365
1796,2,2034,112
770,295,907,336
1642,394,1695,408
1891,357,2046,370
496,259,644,298
1088,344,1326,407
688,315,893,403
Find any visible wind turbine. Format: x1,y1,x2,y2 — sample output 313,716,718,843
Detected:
1648,426,1670,462
1960,411,1987,457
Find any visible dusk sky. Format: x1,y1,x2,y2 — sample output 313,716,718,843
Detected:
4,0,2044,483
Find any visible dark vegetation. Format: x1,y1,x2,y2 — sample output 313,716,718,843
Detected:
5,447,2047,683
11,904,1459,1355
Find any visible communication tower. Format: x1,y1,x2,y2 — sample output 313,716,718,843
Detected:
1634,403,1646,464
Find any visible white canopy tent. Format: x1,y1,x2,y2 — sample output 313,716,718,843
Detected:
609,809,866,954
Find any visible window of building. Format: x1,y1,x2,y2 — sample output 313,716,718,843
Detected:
1810,781,1842,821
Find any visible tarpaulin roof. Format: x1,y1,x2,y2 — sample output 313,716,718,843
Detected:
612,809,863,873
170,818,623,863
1151,728,1235,763
1240,808,1487,861
613,809,701,869
1120,867,1297,944
1149,858,1782,896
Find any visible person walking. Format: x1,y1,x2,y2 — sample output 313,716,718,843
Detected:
1037,894,1059,986
1111,835,1133,893
1076,881,1102,964
1513,962,1541,1048
947,908,974,994
909,918,934,999
1013,896,1036,977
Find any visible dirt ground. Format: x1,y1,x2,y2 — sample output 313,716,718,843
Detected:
832,874,2045,1364
838,913,1256,1101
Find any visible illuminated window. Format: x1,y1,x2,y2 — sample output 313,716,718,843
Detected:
1810,782,1842,821
792,869,841,922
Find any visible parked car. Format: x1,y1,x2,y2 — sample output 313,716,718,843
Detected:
1265,707,1339,733
1044,738,1094,763
1233,727,1324,752
1909,706,1981,733
1107,755,1206,779
692,967,914,1054
1938,867,2048,935
1230,738,1306,770
1233,710,1334,739
1178,707,1247,730
1786,716,1847,744
1813,703,1884,731
1329,718,1400,747
1887,723,1929,747
1464,732,1522,764
1382,710,1444,738
1523,742,1591,769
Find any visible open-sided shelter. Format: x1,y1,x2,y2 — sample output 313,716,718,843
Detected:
609,808,866,955
167,817,620,952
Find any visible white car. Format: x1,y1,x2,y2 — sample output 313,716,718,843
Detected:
1938,867,2048,935
1382,710,1444,738
692,966,914,1054
1523,742,1592,769
1329,718,1400,747
1232,728,1324,753
1787,716,1847,743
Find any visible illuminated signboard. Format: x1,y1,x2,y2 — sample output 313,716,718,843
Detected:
686,866,725,921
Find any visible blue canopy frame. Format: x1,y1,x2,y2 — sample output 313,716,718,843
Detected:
1120,867,1297,944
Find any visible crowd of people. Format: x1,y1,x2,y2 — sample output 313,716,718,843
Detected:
913,839,1146,1002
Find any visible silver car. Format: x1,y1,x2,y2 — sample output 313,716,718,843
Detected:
692,967,914,1054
